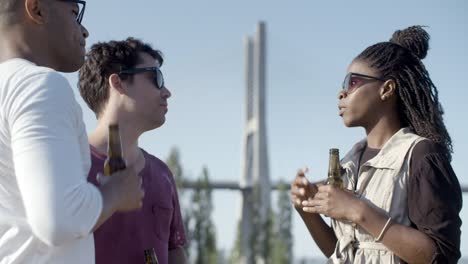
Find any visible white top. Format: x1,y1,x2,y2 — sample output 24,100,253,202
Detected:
0,59,102,263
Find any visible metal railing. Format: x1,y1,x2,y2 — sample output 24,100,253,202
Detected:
180,180,468,193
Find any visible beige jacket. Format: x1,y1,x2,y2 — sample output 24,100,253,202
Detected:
328,128,425,264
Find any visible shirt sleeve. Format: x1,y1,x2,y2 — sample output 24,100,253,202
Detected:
408,141,462,264
8,71,102,247
167,170,187,250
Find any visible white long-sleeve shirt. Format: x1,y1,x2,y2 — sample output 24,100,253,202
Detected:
0,59,102,263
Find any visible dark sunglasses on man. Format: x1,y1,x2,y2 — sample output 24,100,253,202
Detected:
59,0,86,25
342,72,386,94
119,67,165,90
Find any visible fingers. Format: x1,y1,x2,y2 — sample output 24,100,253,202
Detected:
119,167,145,210
314,185,343,201
290,186,306,208
128,176,144,210
293,167,315,189
290,194,303,208
96,172,110,186
291,168,310,197
291,185,306,196
292,167,324,209
301,199,323,213
294,172,310,187
291,185,311,206
318,184,332,192
302,206,319,213
109,167,131,178
313,190,329,200
295,167,309,180
298,167,309,175
308,182,318,194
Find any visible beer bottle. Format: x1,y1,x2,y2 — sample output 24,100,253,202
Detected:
144,248,159,264
103,124,126,176
327,148,344,189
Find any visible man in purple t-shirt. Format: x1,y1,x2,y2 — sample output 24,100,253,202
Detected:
78,37,187,263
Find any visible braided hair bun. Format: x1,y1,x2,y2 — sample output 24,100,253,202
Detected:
390,26,430,60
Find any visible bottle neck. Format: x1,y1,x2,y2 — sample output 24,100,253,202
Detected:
107,125,123,158
144,248,157,263
328,150,341,177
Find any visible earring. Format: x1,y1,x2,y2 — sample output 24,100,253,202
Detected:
381,95,387,101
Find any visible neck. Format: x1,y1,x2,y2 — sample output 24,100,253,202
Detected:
0,26,53,68
364,114,402,149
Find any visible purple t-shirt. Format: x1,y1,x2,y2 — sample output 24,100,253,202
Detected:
88,145,186,264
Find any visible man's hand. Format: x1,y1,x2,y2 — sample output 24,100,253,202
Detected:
100,166,145,212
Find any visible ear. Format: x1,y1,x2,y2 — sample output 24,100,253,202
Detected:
108,74,127,95
380,79,396,101
25,0,48,24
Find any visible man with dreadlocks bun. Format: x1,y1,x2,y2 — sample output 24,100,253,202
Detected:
290,26,462,263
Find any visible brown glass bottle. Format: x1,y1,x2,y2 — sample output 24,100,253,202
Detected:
103,124,126,176
144,248,159,264
327,148,344,189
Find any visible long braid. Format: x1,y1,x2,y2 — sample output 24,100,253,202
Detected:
356,26,453,161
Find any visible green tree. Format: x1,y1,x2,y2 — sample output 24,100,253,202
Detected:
230,183,279,264
249,185,276,263
165,147,184,190
191,167,218,264
165,147,191,257
228,222,242,264
272,181,293,264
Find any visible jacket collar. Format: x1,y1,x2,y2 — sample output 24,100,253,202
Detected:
342,127,422,170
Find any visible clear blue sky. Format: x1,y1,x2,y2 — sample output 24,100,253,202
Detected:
65,0,467,259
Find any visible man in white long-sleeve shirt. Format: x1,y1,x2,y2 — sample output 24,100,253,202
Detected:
0,1,145,263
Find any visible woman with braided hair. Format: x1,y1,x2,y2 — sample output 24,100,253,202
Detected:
291,26,462,263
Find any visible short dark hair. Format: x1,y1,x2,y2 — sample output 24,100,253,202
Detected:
355,26,452,161
78,37,163,117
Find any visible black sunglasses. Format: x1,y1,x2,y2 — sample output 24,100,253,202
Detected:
119,67,165,90
342,72,385,94
59,0,86,25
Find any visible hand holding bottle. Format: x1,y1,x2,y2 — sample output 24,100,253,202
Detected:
99,166,145,212
92,165,145,231
301,184,361,222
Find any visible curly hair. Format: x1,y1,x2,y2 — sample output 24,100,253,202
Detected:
78,37,163,117
355,26,453,161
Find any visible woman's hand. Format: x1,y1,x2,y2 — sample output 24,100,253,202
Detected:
301,184,362,222
290,168,320,211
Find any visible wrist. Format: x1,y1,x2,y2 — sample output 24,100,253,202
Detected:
350,199,366,224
